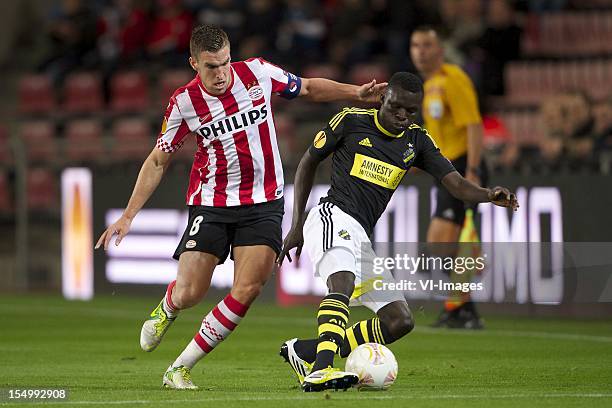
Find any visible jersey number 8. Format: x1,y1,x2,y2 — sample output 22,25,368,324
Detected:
189,216,204,236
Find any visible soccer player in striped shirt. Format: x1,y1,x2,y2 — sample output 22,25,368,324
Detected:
95,24,387,389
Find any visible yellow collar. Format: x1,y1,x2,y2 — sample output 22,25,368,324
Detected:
374,110,405,138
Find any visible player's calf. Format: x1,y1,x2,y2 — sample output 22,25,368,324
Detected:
309,271,355,373
337,301,413,358
378,300,415,340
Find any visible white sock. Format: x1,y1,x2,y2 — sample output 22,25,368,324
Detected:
173,293,248,369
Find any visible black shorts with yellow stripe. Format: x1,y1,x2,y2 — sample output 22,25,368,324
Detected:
434,155,489,226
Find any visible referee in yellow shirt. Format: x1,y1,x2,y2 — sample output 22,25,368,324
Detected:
410,26,488,329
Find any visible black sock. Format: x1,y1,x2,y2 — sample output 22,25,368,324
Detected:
294,339,318,363
311,293,349,372
295,318,395,362
338,318,393,358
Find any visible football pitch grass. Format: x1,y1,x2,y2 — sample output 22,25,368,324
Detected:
1,295,611,407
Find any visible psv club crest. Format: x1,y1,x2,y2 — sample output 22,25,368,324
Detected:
246,81,264,101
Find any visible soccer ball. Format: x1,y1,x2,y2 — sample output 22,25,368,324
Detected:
345,343,398,390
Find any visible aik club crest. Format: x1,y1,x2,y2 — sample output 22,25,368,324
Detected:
402,143,415,165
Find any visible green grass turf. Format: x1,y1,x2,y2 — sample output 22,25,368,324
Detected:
0,294,611,408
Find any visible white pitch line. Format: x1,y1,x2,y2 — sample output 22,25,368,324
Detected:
1,392,611,406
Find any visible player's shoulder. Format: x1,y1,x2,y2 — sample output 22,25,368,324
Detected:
327,107,375,130
238,57,278,73
408,123,437,147
441,63,475,87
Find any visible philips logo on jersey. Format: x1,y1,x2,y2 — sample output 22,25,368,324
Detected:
196,105,268,140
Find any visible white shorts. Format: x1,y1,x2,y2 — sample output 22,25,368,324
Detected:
303,202,405,313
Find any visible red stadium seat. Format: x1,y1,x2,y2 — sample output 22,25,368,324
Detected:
63,72,104,113
64,119,105,163
504,58,609,107
158,70,192,109
27,167,57,210
20,121,57,163
111,118,154,160
110,71,150,112
18,74,56,114
522,12,612,57
500,111,542,146
0,170,12,213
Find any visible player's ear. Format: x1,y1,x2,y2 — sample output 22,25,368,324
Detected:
189,56,198,72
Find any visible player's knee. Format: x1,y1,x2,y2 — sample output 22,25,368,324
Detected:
327,271,355,298
387,312,414,341
396,311,415,338
172,285,204,309
231,282,263,305
380,306,414,341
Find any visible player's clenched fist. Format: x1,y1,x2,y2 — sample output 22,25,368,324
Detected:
488,187,519,210
95,216,133,250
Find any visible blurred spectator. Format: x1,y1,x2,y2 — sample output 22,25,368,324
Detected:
439,0,485,65
239,0,284,60
193,0,245,48
39,0,97,84
593,97,612,152
564,91,596,163
277,0,327,64
482,114,519,168
97,0,149,68
539,91,597,167
327,0,372,69
476,0,522,97
147,0,194,66
539,94,566,164
528,0,568,13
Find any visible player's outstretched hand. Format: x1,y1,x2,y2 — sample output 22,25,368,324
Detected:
488,187,519,211
277,227,304,265
95,216,133,250
357,79,388,104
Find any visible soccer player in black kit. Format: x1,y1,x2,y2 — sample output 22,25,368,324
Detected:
277,72,519,392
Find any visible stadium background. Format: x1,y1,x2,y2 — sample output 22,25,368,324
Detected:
1,0,610,310
0,0,611,406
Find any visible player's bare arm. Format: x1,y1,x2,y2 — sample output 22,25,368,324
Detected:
441,171,519,210
95,148,173,250
299,77,387,103
466,123,483,185
277,150,321,265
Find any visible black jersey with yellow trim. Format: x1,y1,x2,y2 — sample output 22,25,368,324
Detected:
308,107,456,236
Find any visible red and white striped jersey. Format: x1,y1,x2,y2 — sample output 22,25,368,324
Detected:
156,57,302,207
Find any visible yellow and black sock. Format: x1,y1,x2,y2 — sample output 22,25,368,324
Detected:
311,293,349,372
338,318,392,358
